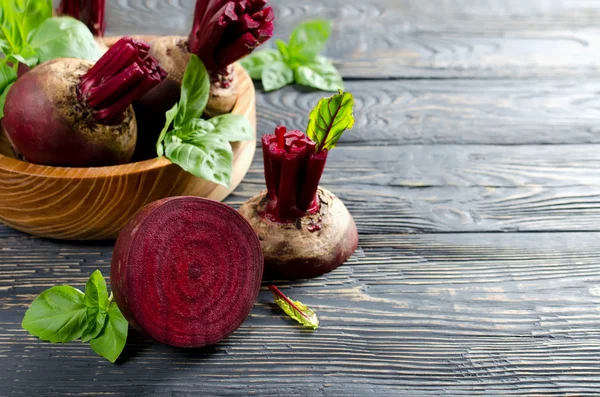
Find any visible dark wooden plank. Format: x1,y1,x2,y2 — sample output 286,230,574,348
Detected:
257,80,600,145
241,144,600,188
104,0,600,79
2,232,600,396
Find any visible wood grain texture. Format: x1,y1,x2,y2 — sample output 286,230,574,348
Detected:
2,231,600,396
0,64,256,241
102,0,600,79
256,79,600,145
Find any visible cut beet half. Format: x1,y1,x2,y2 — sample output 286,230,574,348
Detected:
111,197,263,348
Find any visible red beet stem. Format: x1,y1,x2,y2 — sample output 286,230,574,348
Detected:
78,37,167,125
261,126,326,223
267,285,312,321
58,0,106,37
188,0,274,74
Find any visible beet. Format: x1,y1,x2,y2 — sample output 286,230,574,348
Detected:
132,0,274,159
57,0,106,37
239,125,359,280
2,37,166,167
111,197,264,348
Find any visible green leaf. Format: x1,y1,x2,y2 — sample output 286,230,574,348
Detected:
262,61,294,92
174,54,210,127
207,114,253,142
240,49,282,79
288,19,332,64
29,17,102,64
0,62,16,119
0,0,51,61
90,302,128,363
157,103,179,157
269,286,319,330
164,130,233,187
306,90,355,152
0,81,14,119
276,39,290,63
80,270,110,342
22,286,88,343
294,56,343,92
21,0,52,40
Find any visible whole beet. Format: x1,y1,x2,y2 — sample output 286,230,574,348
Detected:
2,37,166,167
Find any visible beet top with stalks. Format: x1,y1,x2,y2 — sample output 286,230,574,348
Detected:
239,90,358,280
111,196,264,348
57,0,106,37
133,0,274,159
2,37,166,167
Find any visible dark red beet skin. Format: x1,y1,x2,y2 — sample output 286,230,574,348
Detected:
111,197,264,348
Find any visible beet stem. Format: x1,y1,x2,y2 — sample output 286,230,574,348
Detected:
261,126,324,223
267,286,312,321
58,0,106,37
187,0,274,74
77,37,167,125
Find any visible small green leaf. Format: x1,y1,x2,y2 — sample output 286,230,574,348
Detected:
81,270,110,342
306,90,355,152
288,19,332,64
81,306,107,343
262,61,294,92
0,62,17,119
22,286,87,343
90,302,128,363
207,114,253,142
28,17,102,64
240,49,282,79
0,0,51,59
269,286,319,330
156,103,179,157
164,130,233,187
21,0,52,40
0,81,14,119
294,56,343,92
174,54,210,127
276,40,290,63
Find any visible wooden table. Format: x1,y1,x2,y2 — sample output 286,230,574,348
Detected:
3,0,600,395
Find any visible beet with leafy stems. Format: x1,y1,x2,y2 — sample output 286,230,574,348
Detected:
239,91,358,280
2,37,166,167
111,196,264,348
132,0,274,159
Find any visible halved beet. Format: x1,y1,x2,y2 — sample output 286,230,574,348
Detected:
111,197,263,348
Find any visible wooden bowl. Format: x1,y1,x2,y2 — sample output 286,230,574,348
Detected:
0,63,256,240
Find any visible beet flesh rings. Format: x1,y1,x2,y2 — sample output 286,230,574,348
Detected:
111,197,263,348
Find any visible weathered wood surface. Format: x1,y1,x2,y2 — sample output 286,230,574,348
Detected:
105,0,600,79
5,0,600,396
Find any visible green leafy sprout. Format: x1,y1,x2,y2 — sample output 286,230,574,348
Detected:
240,19,343,92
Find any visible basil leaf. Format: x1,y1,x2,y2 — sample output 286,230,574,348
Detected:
29,17,102,64
174,54,209,127
0,81,14,119
288,19,332,64
164,130,233,187
81,306,108,343
157,103,179,157
240,49,282,79
269,286,319,330
306,90,355,152
207,114,253,142
0,62,16,119
90,302,128,363
262,61,294,92
80,270,109,342
0,0,51,62
22,286,87,343
276,39,290,63
21,0,52,40
294,56,343,92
